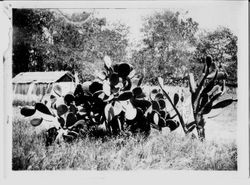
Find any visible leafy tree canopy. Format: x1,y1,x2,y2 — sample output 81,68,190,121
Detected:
131,11,199,85
13,9,237,87
13,9,129,82
192,27,237,84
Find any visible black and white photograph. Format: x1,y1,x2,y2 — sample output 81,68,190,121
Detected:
0,0,249,181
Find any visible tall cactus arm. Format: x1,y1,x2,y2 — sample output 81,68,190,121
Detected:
188,73,196,94
193,56,213,104
194,64,210,101
158,77,188,134
196,70,218,113
188,73,197,113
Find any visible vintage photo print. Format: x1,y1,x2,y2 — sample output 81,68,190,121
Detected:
1,0,249,184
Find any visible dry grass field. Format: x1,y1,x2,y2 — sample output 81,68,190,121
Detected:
12,87,237,171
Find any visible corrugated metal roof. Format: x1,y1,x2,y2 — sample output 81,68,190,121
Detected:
12,71,74,83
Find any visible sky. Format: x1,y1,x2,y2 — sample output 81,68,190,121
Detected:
60,1,243,45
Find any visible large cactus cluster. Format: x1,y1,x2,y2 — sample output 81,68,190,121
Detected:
20,56,182,145
20,55,236,144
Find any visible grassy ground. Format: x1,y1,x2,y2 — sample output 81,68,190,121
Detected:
12,102,237,171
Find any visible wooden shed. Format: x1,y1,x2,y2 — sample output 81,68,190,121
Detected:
12,71,76,104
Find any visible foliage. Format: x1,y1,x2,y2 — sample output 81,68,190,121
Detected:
19,54,238,144
12,9,129,82
168,55,237,140
20,56,186,145
131,11,199,84
44,11,129,82
12,9,55,76
13,9,238,87
192,27,238,85
19,46,238,144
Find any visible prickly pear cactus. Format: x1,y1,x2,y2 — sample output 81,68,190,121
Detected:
20,55,236,144
185,55,237,140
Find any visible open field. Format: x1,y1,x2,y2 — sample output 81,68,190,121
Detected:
12,88,237,170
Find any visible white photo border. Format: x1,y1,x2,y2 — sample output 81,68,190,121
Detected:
1,1,249,185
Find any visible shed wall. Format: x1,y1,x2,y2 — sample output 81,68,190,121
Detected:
13,82,76,105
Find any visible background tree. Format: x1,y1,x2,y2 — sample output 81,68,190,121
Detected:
12,9,54,76
131,11,199,85
12,9,129,82
45,11,129,81
13,9,237,86
192,27,237,86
